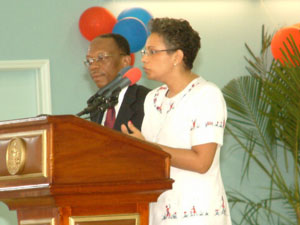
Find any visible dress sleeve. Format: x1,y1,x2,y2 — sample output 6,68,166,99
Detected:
190,84,227,146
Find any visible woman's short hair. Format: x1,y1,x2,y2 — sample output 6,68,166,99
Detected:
148,18,201,70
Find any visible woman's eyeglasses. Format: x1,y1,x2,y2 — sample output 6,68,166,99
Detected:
140,49,178,57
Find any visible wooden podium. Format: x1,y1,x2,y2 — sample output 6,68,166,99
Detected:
0,115,173,225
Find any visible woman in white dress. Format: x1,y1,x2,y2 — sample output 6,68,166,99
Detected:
121,17,232,225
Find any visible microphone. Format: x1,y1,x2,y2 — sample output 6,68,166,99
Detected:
101,67,142,98
87,66,132,104
76,67,142,117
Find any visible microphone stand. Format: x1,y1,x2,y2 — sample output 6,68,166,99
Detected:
94,90,119,113
76,88,121,117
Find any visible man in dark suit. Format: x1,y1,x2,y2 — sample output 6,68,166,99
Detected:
85,33,150,131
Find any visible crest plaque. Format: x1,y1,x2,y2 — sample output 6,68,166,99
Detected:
6,137,27,175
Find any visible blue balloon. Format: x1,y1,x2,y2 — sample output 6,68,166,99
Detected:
117,7,153,28
113,17,148,53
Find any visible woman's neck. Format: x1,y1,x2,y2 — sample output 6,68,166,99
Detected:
165,71,198,98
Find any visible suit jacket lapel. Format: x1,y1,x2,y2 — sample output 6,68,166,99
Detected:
114,85,137,130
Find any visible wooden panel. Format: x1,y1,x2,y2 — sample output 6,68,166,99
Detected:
0,115,173,225
50,115,170,185
20,218,55,225
0,129,49,191
75,219,135,225
0,132,45,177
18,207,57,225
69,214,139,225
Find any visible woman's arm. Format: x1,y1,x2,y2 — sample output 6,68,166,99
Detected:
121,122,217,174
159,142,217,174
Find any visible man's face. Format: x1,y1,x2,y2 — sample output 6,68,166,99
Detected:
86,37,126,88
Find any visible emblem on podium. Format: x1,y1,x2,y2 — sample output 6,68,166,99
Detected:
6,137,27,175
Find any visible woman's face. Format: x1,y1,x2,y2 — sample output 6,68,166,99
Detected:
141,33,176,82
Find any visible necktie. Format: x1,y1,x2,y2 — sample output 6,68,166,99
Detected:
104,107,116,129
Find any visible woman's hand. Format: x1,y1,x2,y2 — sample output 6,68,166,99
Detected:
121,121,145,141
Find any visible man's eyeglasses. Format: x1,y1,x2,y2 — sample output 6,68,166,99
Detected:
140,49,178,57
84,53,126,66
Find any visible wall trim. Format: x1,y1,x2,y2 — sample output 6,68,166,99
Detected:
0,60,52,115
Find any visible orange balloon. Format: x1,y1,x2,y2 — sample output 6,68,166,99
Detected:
271,26,300,65
293,23,300,28
130,53,135,66
79,7,117,41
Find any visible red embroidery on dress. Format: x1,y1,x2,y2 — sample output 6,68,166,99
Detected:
191,205,197,216
163,205,177,220
153,80,200,114
221,196,227,215
161,196,227,221
156,106,162,113
184,211,188,218
192,120,196,129
166,102,175,113
191,120,226,131
172,212,177,219
166,205,171,218
159,87,168,90
169,103,174,111
215,196,227,216
153,88,164,114
206,121,213,127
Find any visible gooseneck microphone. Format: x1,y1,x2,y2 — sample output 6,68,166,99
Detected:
101,67,142,98
76,67,142,117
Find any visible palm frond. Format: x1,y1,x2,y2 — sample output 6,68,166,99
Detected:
228,191,296,225
222,25,300,224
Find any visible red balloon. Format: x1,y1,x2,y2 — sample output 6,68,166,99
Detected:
271,26,300,65
79,7,117,41
293,23,300,28
130,53,135,66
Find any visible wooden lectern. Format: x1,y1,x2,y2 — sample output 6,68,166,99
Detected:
0,115,173,225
